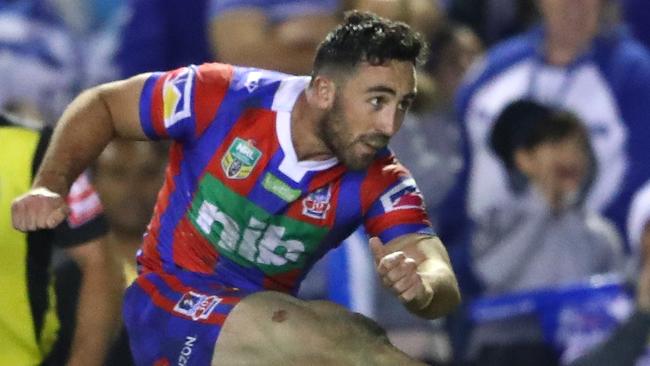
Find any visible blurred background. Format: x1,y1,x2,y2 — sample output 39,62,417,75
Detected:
2,0,650,365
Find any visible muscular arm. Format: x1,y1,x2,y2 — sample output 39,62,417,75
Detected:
372,233,461,319
12,75,151,231
35,75,149,196
63,239,124,366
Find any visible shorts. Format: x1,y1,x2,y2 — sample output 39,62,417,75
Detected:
123,271,248,366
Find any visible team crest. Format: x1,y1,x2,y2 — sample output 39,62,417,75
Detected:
302,185,332,220
221,138,262,179
173,291,222,321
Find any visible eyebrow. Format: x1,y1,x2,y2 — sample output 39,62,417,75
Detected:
366,85,397,95
366,86,417,100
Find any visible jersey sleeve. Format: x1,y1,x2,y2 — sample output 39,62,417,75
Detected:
139,63,234,142
361,153,435,244
51,171,108,248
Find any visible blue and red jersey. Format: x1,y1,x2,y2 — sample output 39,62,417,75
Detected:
137,63,434,294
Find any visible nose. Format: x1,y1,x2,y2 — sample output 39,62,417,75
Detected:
374,108,401,137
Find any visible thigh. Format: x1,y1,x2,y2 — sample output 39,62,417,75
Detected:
213,292,423,366
213,291,347,365
123,272,246,366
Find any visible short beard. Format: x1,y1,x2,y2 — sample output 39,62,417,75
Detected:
318,99,374,170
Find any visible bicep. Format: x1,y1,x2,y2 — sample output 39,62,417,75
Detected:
97,74,151,140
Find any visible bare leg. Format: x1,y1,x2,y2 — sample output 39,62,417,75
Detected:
212,291,426,366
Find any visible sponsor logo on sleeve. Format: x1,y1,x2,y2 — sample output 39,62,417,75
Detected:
163,68,194,128
221,138,262,179
173,291,222,321
302,185,332,220
379,178,424,212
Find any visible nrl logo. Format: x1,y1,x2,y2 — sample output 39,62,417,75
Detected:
221,138,262,179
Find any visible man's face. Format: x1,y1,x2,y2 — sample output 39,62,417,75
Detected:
318,60,416,170
538,0,602,46
94,141,167,237
516,134,589,209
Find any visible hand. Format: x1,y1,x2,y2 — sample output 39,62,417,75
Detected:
12,187,70,231
370,237,433,310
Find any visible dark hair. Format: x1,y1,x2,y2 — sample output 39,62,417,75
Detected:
490,99,589,170
312,10,427,77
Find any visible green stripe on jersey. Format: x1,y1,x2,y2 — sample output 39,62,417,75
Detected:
188,174,328,275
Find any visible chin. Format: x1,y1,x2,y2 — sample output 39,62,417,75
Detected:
344,153,376,170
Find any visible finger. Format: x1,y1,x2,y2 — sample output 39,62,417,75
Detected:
11,200,26,231
377,252,406,275
46,207,68,229
369,237,384,266
399,276,425,303
385,257,417,283
392,271,419,294
26,200,41,230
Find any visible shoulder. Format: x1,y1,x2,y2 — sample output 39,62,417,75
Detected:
592,29,650,87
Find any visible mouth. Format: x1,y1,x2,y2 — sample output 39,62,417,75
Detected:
359,142,385,155
359,136,388,151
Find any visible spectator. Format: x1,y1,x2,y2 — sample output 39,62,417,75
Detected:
209,0,340,75
445,0,650,255
473,100,623,295
52,139,168,365
3,112,122,366
446,0,538,46
467,100,624,366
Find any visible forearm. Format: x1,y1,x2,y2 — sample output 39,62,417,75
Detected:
408,258,461,319
34,88,116,195
407,236,461,319
34,76,148,196
66,242,124,366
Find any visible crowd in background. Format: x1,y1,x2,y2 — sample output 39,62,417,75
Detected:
2,0,650,365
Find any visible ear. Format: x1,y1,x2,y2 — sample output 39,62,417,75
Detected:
310,75,336,110
514,149,534,176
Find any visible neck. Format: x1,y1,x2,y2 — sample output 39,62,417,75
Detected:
290,92,334,161
544,33,591,66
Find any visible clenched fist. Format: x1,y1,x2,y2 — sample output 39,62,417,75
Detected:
370,236,433,310
12,187,70,231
